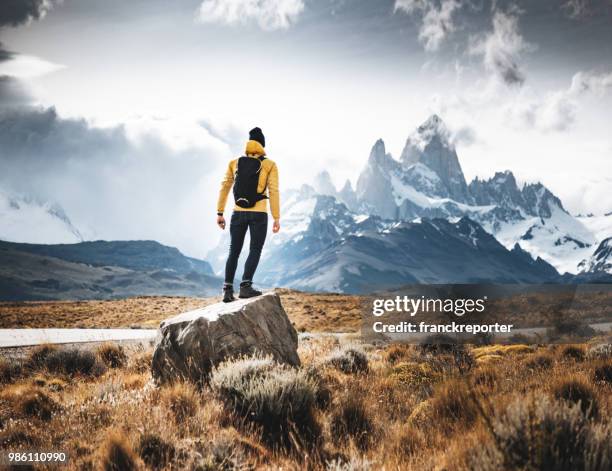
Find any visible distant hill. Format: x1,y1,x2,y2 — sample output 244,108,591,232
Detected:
0,240,221,301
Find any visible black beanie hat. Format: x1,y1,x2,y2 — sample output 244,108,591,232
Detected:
249,127,265,148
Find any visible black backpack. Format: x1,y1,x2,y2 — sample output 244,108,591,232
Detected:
233,156,269,208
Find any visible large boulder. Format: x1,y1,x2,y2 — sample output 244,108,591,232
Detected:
151,291,300,384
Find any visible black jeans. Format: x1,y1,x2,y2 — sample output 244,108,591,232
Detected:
224,211,268,285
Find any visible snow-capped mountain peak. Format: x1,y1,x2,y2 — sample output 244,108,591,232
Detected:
579,237,612,274
0,190,83,244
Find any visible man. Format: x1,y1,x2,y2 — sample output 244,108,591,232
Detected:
216,127,280,302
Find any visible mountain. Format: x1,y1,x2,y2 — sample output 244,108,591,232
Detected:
579,238,612,274
353,115,600,274
0,240,221,301
0,190,83,244
209,191,560,294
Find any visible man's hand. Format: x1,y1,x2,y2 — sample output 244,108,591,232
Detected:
217,215,226,230
272,219,280,233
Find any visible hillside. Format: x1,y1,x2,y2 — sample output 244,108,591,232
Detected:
0,240,221,301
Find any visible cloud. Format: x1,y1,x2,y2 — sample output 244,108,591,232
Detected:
0,75,32,105
0,0,53,27
394,0,460,52
469,7,530,86
506,70,612,132
196,0,305,31
0,105,233,257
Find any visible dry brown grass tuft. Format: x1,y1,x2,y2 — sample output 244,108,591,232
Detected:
211,355,320,450
137,433,175,470
593,361,612,384
97,343,128,369
551,375,600,418
128,351,152,373
466,396,612,471
383,344,413,365
430,379,478,428
324,344,369,374
560,344,586,361
329,393,375,451
1,384,60,421
0,357,22,384
99,432,140,471
160,382,199,422
472,365,499,388
523,351,554,370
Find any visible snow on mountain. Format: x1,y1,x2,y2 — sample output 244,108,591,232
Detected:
353,115,600,273
0,190,83,244
579,237,612,274
399,114,470,203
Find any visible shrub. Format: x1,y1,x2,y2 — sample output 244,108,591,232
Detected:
18,388,59,421
160,382,199,422
552,376,600,418
29,346,105,377
388,361,441,393
524,352,554,370
391,424,425,458
1,386,60,421
210,355,320,449
329,394,375,450
560,345,586,361
587,343,612,360
97,343,128,369
129,351,153,373
137,433,175,470
384,344,413,365
100,433,139,471
325,345,369,374
593,362,612,384
0,358,22,384
468,396,612,471
430,379,477,427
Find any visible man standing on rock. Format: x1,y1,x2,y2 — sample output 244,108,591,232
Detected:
216,127,280,303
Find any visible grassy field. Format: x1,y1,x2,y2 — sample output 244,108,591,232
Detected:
1,292,611,470
0,289,363,332
1,336,611,469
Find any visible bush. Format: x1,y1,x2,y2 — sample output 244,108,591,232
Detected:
593,362,612,384
389,361,441,393
418,334,462,354
524,352,554,370
329,394,375,450
160,382,199,422
587,343,612,360
325,345,369,374
28,346,105,377
100,433,139,471
467,396,612,471
210,355,320,449
384,344,413,365
137,433,175,470
560,345,586,361
0,358,22,384
128,351,153,373
97,343,128,369
430,379,477,427
552,376,600,418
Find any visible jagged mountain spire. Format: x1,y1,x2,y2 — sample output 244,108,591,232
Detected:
399,115,470,203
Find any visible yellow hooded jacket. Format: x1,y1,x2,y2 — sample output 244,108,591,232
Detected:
216,140,280,220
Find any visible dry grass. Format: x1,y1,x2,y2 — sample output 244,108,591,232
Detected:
0,326,611,469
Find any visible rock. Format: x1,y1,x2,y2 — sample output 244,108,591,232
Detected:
151,291,300,384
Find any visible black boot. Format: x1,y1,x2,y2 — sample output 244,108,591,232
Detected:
239,281,262,299
222,284,235,303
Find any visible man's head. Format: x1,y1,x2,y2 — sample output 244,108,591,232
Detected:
249,127,265,148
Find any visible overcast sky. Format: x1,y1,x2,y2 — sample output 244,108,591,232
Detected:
0,0,611,257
